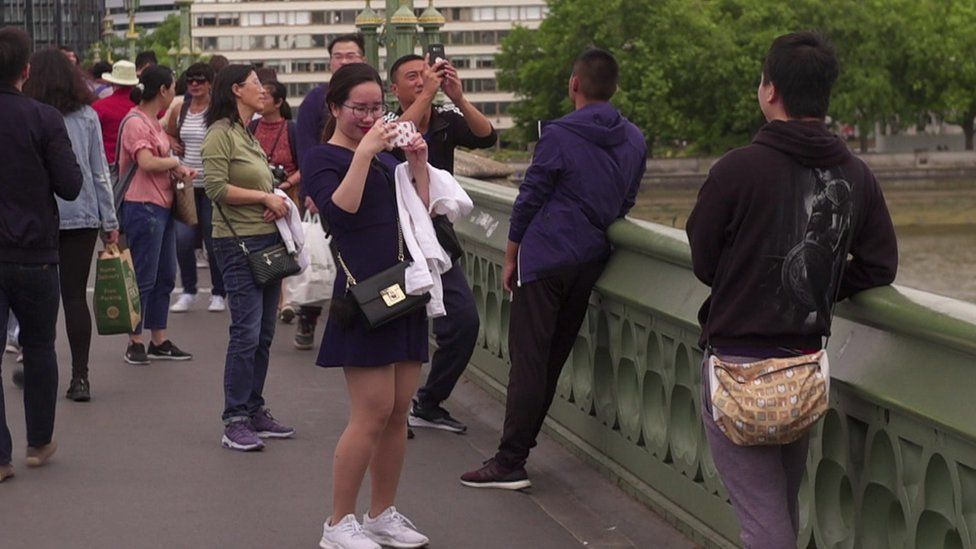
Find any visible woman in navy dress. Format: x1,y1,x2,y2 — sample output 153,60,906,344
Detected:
302,64,431,549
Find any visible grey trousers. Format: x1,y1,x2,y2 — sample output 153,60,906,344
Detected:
701,355,810,549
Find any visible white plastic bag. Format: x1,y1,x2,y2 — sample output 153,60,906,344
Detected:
282,212,335,306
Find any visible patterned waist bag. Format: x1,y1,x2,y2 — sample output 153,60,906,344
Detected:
708,350,830,446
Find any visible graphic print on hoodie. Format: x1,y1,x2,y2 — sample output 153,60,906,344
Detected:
687,120,897,349
763,165,853,328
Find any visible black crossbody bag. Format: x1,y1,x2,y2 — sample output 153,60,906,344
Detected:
214,203,301,287
326,160,430,330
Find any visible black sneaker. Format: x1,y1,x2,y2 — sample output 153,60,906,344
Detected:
66,378,91,402
147,340,193,361
124,342,150,365
460,458,532,490
408,399,467,433
294,315,315,350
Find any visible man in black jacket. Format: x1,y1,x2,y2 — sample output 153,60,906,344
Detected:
0,27,83,481
686,32,897,548
389,54,497,434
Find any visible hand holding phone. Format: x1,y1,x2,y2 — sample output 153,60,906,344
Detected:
390,121,417,148
427,43,446,67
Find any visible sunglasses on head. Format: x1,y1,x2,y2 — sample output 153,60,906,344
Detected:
186,76,209,84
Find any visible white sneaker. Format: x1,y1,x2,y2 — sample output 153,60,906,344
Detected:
362,507,429,548
319,514,380,549
195,248,208,268
208,295,226,312
170,293,195,313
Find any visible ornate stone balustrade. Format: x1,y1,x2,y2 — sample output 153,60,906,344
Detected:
453,176,976,548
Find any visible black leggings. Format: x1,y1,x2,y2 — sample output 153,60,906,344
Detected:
58,229,100,379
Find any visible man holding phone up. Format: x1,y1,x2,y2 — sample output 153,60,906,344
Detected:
389,50,497,434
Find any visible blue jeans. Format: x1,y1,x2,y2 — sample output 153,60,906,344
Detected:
0,262,61,465
213,233,281,423
175,188,224,296
121,202,177,335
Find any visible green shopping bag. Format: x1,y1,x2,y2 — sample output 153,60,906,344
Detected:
94,244,142,335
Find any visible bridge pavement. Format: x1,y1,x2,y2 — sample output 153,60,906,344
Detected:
0,292,697,549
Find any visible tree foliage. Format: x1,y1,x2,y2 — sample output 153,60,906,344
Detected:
497,0,976,153
90,15,183,68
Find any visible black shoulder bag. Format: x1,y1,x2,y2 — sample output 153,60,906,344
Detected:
327,160,430,330
214,203,301,287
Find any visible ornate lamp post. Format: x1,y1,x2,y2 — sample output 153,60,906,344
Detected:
387,0,419,67
123,0,140,61
102,15,115,63
176,0,195,72
356,1,384,69
417,0,445,50
353,0,445,106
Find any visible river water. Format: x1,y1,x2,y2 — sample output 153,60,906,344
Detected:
629,185,976,304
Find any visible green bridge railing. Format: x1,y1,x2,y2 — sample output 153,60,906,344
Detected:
453,177,976,548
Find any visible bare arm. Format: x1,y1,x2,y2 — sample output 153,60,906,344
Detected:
135,148,180,173
442,65,493,138
330,121,396,213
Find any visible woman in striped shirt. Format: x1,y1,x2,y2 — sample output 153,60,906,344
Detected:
166,63,227,314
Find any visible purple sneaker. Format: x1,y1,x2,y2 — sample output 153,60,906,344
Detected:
221,421,265,451
251,408,295,439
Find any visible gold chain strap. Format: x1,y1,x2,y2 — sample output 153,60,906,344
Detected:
336,218,405,289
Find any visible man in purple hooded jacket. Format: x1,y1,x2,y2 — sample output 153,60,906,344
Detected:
461,49,647,489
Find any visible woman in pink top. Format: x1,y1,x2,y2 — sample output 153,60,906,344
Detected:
117,65,197,365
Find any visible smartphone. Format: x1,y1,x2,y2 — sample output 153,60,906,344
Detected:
427,43,446,66
390,121,417,148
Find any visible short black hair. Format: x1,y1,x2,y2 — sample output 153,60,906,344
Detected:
572,48,618,101
135,50,157,70
90,60,112,79
328,33,365,55
388,54,424,83
0,26,31,86
761,31,839,119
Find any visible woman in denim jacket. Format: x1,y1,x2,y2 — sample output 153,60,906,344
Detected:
24,49,120,402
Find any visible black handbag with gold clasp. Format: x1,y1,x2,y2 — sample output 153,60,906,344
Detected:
327,160,430,330
214,202,301,287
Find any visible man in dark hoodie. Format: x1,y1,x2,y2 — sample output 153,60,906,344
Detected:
461,48,647,490
0,26,83,482
686,32,897,548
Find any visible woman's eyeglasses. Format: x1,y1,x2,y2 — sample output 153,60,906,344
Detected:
186,76,209,85
343,103,386,119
